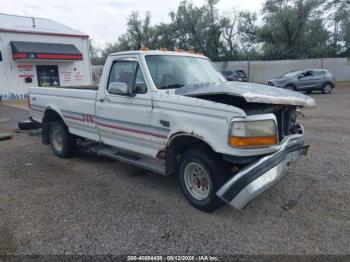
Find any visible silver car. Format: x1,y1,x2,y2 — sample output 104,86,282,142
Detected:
267,69,336,94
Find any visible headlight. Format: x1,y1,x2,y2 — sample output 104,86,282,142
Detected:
229,119,278,147
277,79,287,86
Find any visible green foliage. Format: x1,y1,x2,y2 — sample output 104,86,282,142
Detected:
89,0,350,64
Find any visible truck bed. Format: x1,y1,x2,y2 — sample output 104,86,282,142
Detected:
29,86,98,141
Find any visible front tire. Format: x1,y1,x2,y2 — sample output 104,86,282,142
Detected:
178,148,228,212
285,84,296,91
49,120,76,158
322,83,333,94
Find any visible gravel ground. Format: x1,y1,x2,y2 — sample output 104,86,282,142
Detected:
0,85,349,256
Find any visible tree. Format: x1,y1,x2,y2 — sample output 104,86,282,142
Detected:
101,11,154,60
220,10,259,60
258,0,326,59
238,11,260,59
89,39,104,65
220,12,240,59
325,0,350,51
125,11,153,50
170,1,206,51
203,0,222,60
340,16,350,55
98,0,342,62
150,23,177,50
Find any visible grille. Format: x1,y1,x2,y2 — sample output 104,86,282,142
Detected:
274,108,296,142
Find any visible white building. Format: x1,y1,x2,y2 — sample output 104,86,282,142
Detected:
0,13,92,99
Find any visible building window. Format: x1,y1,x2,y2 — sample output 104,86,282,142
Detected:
36,65,60,87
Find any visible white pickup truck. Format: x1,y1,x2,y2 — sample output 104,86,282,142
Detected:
28,50,315,211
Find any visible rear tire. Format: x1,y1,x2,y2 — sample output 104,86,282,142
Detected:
178,148,228,212
49,120,76,158
322,83,333,94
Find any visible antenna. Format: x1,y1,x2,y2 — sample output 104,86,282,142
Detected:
31,17,36,28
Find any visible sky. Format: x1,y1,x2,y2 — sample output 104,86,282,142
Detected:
1,0,264,49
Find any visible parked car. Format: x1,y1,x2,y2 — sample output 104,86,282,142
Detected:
27,50,315,212
221,69,247,82
267,69,336,94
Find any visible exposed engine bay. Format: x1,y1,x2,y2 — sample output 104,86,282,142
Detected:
192,93,303,142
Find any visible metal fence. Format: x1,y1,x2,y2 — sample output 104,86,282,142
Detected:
92,58,350,85
215,58,350,84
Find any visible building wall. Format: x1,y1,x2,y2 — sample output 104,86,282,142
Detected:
0,31,92,99
215,58,350,84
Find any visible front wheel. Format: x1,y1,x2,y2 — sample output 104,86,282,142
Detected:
178,148,228,212
49,120,76,158
322,83,333,94
285,84,296,91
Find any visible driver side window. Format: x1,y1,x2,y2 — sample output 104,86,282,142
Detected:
304,71,313,77
108,60,147,94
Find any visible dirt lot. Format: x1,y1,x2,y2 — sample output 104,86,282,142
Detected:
0,84,349,256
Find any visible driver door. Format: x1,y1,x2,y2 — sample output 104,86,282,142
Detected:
297,70,313,90
96,57,165,157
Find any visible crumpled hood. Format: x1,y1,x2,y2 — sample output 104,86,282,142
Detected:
175,81,316,107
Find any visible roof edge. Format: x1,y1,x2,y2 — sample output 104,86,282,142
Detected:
0,28,89,38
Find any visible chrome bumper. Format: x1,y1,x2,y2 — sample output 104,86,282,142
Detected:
217,138,309,209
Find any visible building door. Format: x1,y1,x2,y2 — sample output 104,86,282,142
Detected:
36,65,60,87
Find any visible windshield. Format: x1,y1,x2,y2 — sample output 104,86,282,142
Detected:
145,55,223,89
283,70,302,77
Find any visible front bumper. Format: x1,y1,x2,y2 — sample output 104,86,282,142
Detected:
217,137,309,209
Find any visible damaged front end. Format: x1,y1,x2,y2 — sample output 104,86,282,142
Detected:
175,81,315,209
217,134,309,209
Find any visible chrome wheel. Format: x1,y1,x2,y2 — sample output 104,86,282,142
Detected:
323,84,332,94
184,162,211,200
51,127,64,152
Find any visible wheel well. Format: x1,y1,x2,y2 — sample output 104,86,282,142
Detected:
323,82,334,88
41,109,63,145
165,134,215,176
284,83,295,88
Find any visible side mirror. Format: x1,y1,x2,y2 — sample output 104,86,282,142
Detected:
108,82,130,96
298,74,304,79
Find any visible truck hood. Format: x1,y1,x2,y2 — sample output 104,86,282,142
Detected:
175,81,316,107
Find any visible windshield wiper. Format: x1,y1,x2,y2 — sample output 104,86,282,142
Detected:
158,83,185,90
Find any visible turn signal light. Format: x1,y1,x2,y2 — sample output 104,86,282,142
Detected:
229,136,278,147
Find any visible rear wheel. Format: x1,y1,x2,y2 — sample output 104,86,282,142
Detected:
49,121,76,158
322,83,333,94
178,148,228,212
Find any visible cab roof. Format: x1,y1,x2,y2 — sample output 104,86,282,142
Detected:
109,50,207,58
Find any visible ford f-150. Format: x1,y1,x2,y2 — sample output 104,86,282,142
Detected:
28,50,316,211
